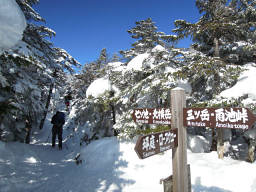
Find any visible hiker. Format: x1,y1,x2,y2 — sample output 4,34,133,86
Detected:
51,111,65,150
64,92,72,111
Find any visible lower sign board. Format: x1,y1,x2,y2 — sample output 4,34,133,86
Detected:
183,107,256,130
134,129,178,159
132,108,172,125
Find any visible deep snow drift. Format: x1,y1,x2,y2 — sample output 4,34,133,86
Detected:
0,0,26,53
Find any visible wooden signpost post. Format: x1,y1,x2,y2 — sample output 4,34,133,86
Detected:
171,88,188,192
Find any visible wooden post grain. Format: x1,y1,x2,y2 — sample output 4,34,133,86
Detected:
171,88,188,192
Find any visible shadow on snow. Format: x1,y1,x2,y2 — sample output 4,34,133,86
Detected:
79,137,135,192
192,177,232,192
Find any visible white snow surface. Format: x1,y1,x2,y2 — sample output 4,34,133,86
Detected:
3,52,256,191
220,63,256,138
2,71,256,192
220,64,256,99
0,0,26,53
108,62,126,72
1,127,256,192
86,77,119,98
152,45,166,52
126,53,150,71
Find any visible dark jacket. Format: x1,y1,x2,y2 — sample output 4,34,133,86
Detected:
51,111,65,128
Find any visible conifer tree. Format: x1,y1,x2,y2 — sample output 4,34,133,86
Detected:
172,0,256,154
80,48,109,85
173,0,256,63
120,18,174,59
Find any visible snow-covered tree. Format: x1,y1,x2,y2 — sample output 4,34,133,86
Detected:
0,0,79,142
172,0,256,155
173,0,256,64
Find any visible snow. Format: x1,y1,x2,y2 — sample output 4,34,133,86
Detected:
1,72,256,191
236,41,248,47
126,53,150,71
244,128,256,140
0,0,26,53
108,62,126,72
86,77,119,98
220,64,256,99
219,63,256,141
172,87,185,91
152,45,166,52
124,46,168,72
177,79,192,94
1,130,256,192
188,134,211,153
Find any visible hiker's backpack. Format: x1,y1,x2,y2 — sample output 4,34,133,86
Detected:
51,112,65,127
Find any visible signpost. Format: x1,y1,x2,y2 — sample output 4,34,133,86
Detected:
132,89,256,192
133,88,189,192
132,108,172,125
183,107,256,130
134,129,177,159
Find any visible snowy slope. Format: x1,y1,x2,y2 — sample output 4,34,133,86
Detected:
0,93,256,192
1,133,256,192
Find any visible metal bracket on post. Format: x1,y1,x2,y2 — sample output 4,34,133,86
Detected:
160,164,191,192
160,175,173,192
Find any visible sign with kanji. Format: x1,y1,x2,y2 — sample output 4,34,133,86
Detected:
134,129,178,159
132,108,172,125
183,107,256,130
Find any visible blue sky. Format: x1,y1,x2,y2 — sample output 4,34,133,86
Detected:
34,0,200,65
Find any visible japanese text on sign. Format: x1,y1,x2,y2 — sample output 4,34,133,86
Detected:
133,108,172,125
134,129,178,159
184,107,255,130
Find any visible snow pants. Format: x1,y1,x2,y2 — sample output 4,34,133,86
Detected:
52,125,63,149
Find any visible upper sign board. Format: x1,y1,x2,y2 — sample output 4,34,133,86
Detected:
183,107,256,130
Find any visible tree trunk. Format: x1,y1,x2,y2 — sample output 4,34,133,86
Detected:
210,128,217,151
217,128,224,159
248,139,256,163
25,115,32,144
39,82,54,130
210,38,224,157
214,37,219,58
110,103,116,125
214,37,224,158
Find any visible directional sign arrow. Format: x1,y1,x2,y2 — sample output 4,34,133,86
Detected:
134,129,177,159
183,107,256,130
